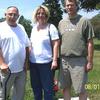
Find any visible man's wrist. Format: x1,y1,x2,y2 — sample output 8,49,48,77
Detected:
88,60,93,63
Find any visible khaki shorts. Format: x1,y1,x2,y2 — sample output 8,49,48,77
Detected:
59,56,87,94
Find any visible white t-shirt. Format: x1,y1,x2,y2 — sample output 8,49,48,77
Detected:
30,24,59,63
0,21,30,73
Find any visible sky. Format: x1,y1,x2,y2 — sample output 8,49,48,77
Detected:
0,0,99,21
0,0,44,20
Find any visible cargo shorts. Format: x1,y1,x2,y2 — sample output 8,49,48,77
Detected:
59,56,88,94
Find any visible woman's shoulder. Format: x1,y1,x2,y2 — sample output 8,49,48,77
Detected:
48,23,57,30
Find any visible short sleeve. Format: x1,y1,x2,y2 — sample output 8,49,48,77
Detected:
49,24,59,40
83,19,95,40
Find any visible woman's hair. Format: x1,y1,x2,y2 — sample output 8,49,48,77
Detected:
32,5,50,23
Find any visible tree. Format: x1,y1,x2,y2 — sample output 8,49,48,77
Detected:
43,0,63,27
96,2,100,9
91,14,100,39
0,18,5,22
18,16,32,37
61,0,100,11
0,16,32,37
81,0,100,11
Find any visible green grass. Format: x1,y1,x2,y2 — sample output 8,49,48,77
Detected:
87,39,100,100
24,38,100,100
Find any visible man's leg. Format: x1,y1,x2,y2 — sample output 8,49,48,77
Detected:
79,91,87,100
0,70,12,100
63,88,71,100
70,57,88,100
60,57,72,100
12,71,26,100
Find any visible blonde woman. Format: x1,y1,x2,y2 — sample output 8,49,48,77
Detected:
29,5,60,100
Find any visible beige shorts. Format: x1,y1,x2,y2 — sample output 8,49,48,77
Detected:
59,56,88,94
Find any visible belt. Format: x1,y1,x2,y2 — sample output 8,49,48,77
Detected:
61,55,85,58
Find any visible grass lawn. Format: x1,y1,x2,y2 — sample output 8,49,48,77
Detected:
25,38,100,100
87,39,100,100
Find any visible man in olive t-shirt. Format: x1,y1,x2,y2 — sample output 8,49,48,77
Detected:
58,0,94,100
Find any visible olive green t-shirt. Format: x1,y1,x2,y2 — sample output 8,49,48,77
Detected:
58,14,94,57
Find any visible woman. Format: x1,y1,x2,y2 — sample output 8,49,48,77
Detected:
29,5,60,100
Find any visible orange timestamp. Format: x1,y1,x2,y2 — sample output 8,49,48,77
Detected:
85,83,100,90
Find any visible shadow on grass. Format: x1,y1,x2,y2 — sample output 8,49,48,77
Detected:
94,44,100,51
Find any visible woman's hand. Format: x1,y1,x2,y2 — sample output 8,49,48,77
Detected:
51,60,58,70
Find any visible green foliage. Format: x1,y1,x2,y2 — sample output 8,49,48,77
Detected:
0,16,32,37
87,39,100,100
0,18,5,22
96,3,100,9
43,0,63,27
91,14,100,39
61,0,100,11
18,16,32,37
81,0,100,11
25,72,33,100
61,0,64,7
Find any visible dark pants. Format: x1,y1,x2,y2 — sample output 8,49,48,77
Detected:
30,62,54,100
